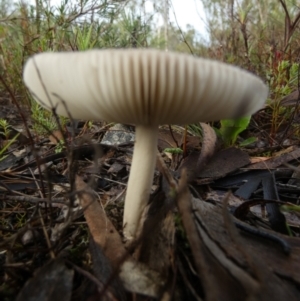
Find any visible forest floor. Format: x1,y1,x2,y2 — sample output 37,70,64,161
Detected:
1,98,300,301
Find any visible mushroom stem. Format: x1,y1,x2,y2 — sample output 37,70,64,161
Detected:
123,124,159,240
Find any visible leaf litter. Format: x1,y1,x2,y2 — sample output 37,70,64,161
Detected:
1,102,300,300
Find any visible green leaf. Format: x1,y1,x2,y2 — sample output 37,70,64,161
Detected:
239,136,257,147
164,148,183,154
0,133,20,161
220,116,251,147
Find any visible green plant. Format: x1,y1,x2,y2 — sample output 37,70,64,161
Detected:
188,117,254,148
187,123,203,137
0,132,20,161
164,147,183,154
267,60,299,140
73,23,96,50
31,102,67,135
55,139,65,153
218,116,252,147
0,118,11,139
239,136,257,147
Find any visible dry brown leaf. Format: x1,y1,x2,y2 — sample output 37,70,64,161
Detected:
75,176,166,297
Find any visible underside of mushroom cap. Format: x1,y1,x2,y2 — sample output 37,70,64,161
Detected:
23,49,268,124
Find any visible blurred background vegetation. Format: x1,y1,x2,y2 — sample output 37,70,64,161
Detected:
0,0,299,135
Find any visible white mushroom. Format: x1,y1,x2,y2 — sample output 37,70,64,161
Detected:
23,49,268,240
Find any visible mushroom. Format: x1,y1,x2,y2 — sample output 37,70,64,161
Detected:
23,49,268,240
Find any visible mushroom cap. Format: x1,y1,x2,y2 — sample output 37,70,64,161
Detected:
23,49,268,125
